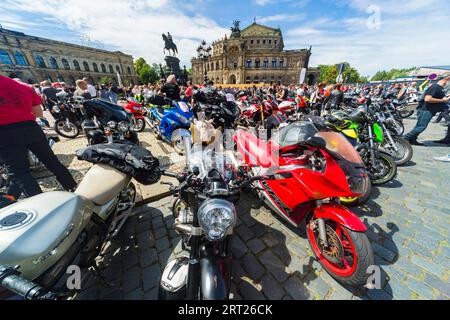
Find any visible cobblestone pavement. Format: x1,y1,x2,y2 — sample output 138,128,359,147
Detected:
36,116,450,300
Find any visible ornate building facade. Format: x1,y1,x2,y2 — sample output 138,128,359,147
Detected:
191,22,319,85
0,27,138,85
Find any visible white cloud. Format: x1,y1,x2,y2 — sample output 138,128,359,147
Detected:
252,0,273,5
0,0,228,68
285,1,450,76
258,14,305,23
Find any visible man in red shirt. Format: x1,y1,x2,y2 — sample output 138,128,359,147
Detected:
0,75,77,198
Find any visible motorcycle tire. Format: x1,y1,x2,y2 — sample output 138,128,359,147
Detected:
339,181,372,207
307,219,374,286
380,136,413,166
386,120,404,136
368,152,397,186
54,119,80,139
133,118,146,132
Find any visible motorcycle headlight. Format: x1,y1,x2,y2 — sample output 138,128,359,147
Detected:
107,121,117,129
118,121,130,132
198,199,236,241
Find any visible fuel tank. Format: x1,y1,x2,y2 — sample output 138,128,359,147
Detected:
0,192,93,280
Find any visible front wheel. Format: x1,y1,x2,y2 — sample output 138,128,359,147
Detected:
133,118,146,132
307,219,374,285
380,136,413,166
367,152,397,186
339,181,372,207
54,119,80,139
398,108,414,118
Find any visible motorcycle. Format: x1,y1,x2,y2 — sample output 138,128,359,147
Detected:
81,98,139,146
159,144,245,300
118,98,147,132
233,121,374,285
0,143,160,300
326,105,397,186
145,98,193,155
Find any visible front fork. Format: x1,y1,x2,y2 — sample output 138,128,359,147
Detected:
368,125,377,168
381,123,398,152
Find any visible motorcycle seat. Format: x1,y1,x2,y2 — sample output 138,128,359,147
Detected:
75,164,131,205
347,109,366,123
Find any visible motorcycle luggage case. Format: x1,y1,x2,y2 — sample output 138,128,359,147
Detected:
0,192,92,280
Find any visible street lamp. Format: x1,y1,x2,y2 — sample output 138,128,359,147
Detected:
197,40,212,83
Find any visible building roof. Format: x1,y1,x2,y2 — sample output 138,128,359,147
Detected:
241,22,282,37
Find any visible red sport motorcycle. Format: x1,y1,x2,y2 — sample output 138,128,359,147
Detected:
119,98,146,132
232,121,374,285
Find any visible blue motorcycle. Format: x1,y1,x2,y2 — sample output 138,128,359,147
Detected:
145,98,193,154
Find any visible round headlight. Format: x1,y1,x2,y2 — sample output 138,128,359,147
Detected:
107,121,117,129
197,199,236,241
118,121,130,132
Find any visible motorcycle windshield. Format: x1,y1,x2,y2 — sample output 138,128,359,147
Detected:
315,131,363,164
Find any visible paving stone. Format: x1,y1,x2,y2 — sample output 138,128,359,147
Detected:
284,275,310,300
260,274,285,300
247,238,266,255
423,273,450,298
143,264,161,291
236,224,255,242
259,250,288,282
242,254,265,280
406,276,435,299
143,287,159,300
410,255,447,278
238,280,265,300
123,287,144,300
231,235,248,258
287,240,309,258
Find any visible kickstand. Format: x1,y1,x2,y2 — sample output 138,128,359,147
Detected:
90,265,115,288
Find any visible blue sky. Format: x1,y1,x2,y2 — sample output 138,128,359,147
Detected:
1,0,449,76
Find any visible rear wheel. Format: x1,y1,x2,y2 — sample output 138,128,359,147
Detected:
307,218,374,285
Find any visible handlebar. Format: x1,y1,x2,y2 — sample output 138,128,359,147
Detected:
0,265,60,300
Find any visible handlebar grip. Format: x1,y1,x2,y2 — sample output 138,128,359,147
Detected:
0,266,58,300
162,171,179,178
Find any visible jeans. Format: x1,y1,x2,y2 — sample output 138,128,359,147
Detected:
404,108,436,141
0,121,77,198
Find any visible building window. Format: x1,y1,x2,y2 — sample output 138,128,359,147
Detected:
246,59,252,68
216,62,219,70
263,58,269,69
257,39,260,44
0,50,14,65
254,76,259,83
83,61,90,71
101,63,107,73
272,58,277,68
250,40,254,44
73,60,80,71
61,58,70,70
49,57,59,69
269,39,272,44
255,58,260,68
279,59,284,68
127,66,131,75
233,61,238,69
246,76,251,83
116,65,120,73
33,54,46,68
263,39,266,44
13,51,27,66
109,64,114,73
275,40,278,45
93,63,99,72
211,62,214,71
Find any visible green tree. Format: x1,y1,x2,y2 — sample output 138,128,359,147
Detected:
318,64,338,84
371,67,416,81
99,76,113,85
342,65,361,83
134,58,160,84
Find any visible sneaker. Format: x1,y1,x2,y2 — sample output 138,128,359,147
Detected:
434,155,450,162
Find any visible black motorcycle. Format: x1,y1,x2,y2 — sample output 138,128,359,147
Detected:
81,99,139,145
159,148,264,300
52,96,86,139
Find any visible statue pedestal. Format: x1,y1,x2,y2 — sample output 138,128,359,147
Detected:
165,56,181,78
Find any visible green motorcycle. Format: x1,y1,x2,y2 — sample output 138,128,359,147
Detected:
326,107,397,188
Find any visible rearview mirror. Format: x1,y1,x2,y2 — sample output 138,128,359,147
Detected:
306,136,326,149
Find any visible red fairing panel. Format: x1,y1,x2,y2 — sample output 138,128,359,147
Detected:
314,203,367,232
